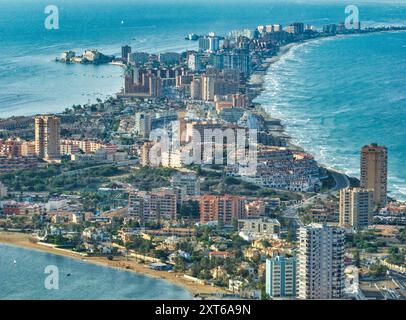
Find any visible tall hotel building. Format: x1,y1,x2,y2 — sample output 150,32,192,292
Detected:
360,144,388,208
297,223,345,300
266,255,296,299
34,115,61,161
339,188,374,229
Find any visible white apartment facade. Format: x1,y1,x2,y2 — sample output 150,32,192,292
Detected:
297,223,345,300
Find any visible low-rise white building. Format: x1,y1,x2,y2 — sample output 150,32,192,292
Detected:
238,217,281,241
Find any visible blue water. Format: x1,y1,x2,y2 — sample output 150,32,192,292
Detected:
0,4,405,182
2,0,406,117
0,244,192,299
258,30,406,200
0,1,405,189
1,0,406,299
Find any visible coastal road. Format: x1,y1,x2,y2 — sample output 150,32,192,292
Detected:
390,271,406,291
329,169,350,192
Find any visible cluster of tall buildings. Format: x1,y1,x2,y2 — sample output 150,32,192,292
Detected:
124,67,165,98
0,115,61,161
1,114,113,164
198,33,220,53
122,31,252,101
339,188,374,229
191,70,241,102
360,144,388,207
127,172,200,223
339,144,388,229
34,115,61,161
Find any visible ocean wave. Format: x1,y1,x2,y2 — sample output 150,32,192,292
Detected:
258,31,406,201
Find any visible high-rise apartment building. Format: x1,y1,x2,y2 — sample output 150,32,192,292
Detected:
190,78,202,100
201,75,216,101
199,34,220,52
360,143,388,208
266,255,297,299
134,112,152,139
140,141,156,167
223,50,252,77
188,53,204,72
339,188,374,229
121,45,131,63
148,74,163,98
297,223,345,300
128,52,149,65
34,115,61,161
199,194,245,226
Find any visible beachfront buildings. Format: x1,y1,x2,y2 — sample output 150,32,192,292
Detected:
339,188,374,229
134,112,152,139
199,33,220,52
266,255,297,299
361,144,388,208
297,223,345,300
34,115,61,161
123,67,163,98
121,45,131,63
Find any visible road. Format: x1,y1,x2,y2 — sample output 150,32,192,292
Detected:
330,169,350,192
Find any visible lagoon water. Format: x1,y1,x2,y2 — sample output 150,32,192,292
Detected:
0,244,192,299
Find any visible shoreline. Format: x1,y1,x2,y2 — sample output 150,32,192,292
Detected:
0,232,226,297
249,37,354,189
250,31,406,194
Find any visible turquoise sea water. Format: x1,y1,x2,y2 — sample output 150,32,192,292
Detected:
258,30,406,201
0,244,192,299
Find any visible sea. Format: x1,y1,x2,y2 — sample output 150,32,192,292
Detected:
0,244,192,299
1,0,406,298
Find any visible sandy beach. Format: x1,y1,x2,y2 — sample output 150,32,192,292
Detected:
0,232,226,297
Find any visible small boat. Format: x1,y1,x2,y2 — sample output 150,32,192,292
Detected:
66,273,71,277
13,259,17,265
